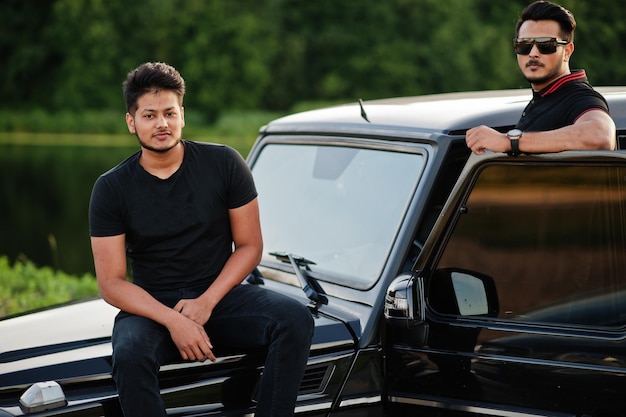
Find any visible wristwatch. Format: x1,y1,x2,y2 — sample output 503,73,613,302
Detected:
506,129,523,156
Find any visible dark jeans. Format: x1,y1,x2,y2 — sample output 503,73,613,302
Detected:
111,284,314,417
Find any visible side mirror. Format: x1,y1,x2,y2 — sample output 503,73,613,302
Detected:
429,268,499,317
384,273,425,328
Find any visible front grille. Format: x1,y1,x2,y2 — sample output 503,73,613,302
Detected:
298,364,334,395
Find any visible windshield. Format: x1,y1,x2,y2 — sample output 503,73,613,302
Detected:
251,142,424,289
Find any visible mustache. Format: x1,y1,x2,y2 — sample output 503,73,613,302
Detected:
526,60,544,67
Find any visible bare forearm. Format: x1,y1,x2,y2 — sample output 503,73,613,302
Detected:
91,235,178,326
519,124,614,152
467,109,616,155
99,278,180,327
520,110,616,152
199,244,262,310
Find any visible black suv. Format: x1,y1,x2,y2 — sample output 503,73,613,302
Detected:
2,88,626,417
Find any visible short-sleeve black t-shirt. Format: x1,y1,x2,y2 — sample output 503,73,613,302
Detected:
516,70,610,132
89,140,257,293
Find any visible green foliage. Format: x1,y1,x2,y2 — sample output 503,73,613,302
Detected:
0,256,99,317
3,0,625,122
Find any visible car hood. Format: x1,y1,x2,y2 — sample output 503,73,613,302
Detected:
1,298,118,356
0,295,357,394
0,299,118,390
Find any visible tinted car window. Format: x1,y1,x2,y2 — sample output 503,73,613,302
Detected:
252,143,424,289
435,163,626,328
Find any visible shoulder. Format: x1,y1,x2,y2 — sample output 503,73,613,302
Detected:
186,140,240,155
548,75,609,115
98,151,140,181
567,79,605,96
561,72,607,100
184,140,247,165
92,152,140,199
569,83,609,112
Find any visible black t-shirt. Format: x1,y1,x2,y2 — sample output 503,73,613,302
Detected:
89,140,257,293
516,70,610,132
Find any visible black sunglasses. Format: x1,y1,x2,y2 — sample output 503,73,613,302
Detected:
513,37,569,55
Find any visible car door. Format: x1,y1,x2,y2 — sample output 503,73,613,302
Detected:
386,152,626,417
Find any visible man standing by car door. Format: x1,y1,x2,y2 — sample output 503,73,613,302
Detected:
89,62,313,417
466,1,616,155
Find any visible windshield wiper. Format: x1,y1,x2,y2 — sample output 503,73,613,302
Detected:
269,251,328,308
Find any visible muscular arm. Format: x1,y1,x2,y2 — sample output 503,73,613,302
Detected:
91,234,215,362
518,110,616,152
466,109,616,154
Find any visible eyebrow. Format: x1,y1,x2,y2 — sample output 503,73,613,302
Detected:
140,106,177,113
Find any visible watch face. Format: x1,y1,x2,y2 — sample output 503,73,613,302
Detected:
507,129,523,137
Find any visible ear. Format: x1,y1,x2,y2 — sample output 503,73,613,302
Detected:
564,42,574,62
181,106,185,128
126,113,135,134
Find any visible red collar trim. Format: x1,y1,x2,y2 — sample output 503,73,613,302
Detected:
541,70,587,97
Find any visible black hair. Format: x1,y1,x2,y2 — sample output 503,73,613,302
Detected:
515,1,576,42
123,62,186,114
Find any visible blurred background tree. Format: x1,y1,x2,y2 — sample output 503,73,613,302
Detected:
3,0,625,126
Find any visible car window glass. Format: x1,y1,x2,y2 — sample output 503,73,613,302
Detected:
252,143,424,289
435,164,626,328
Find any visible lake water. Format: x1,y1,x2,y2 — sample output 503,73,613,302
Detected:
1,138,138,275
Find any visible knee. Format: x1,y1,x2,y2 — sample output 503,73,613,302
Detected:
112,335,152,374
280,301,314,346
111,317,160,371
112,338,140,364
111,336,165,388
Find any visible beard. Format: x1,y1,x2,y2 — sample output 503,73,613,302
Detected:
135,133,181,153
523,60,564,87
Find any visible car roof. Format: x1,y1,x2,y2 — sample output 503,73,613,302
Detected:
264,87,626,136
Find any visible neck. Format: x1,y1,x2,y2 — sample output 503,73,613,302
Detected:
139,140,185,179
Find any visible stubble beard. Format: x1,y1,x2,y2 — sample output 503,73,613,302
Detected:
135,133,181,153
523,60,564,89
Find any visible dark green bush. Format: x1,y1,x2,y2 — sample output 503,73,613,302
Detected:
0,256,99,317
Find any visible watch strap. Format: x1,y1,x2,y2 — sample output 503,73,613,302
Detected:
506,129,523,156
509,138,520,156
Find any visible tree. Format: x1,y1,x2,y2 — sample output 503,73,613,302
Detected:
1,0,625,117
